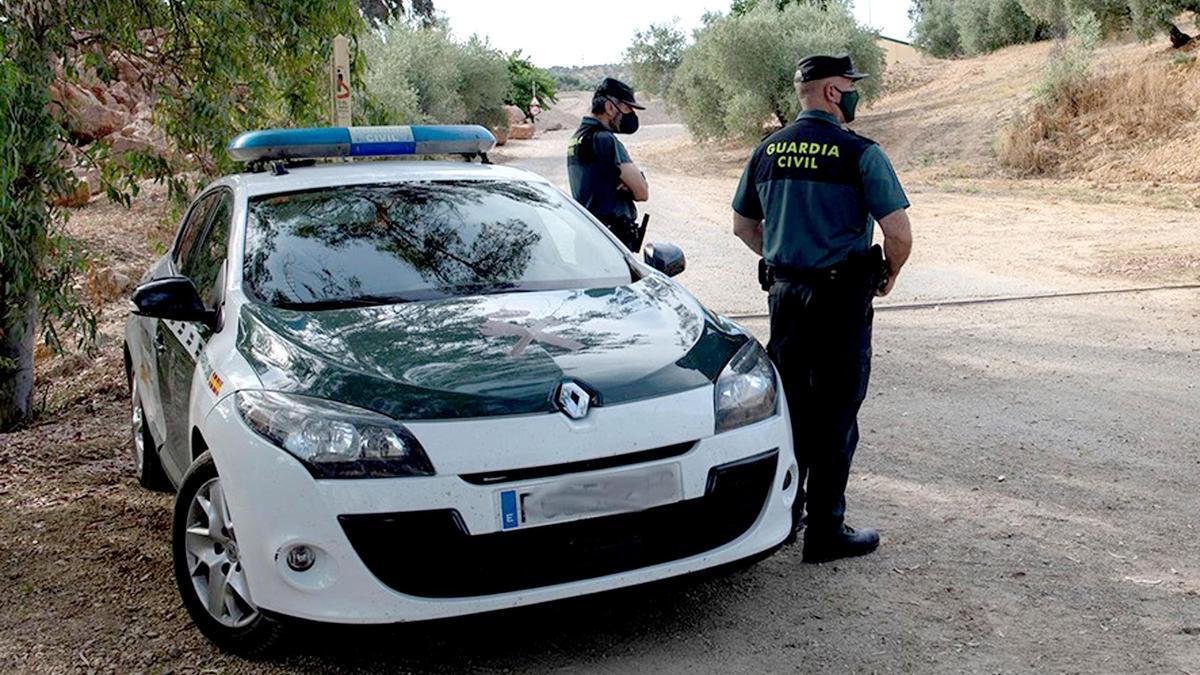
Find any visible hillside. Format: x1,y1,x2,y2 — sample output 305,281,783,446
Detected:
635,25,1200,210
862,34,1200,186
548,63,632,91
533,89,679,131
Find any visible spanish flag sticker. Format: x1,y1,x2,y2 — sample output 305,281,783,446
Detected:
207,370,223,397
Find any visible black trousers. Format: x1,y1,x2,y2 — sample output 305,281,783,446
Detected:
767,275,875,535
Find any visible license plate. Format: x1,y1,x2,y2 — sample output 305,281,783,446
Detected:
497,463,683,531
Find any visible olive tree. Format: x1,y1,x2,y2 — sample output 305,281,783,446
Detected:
669,1,884,142
913,0,1046,56
0,0,364,428
625,20,688,97
1011,0,1200,38
911,0,965,57
361,23,510,129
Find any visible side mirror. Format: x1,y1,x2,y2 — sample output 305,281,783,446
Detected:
643,242,686,277
131,276,216,328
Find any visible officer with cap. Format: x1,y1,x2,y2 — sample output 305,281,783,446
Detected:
731,54,913,563
568,78,650,252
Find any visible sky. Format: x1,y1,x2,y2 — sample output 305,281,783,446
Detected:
433,0,915,68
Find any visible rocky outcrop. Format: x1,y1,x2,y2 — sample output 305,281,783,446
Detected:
50,31,170,203
508,124,535,140
503,105,536,140
505,105,527,127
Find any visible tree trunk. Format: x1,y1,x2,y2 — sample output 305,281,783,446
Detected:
0,292,36,430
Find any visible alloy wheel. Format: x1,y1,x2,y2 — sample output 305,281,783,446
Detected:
183,477,259,628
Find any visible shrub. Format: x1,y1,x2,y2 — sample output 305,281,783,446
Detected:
457,37,510,130
997,11,1103,172
667,1,884,142
361,22,509,128
1033,10,1102,107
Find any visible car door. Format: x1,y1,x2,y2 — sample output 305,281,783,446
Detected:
159,190,231,478
142,192,218,480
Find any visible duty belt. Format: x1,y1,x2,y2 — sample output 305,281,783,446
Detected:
772,264,850,284
760,245,886,291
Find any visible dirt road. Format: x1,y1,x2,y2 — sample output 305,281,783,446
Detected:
497,123,1200,312
1,122,1198,673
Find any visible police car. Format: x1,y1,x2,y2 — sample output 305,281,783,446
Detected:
123,125,796,654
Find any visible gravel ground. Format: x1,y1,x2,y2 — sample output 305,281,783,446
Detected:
1,125,1198,673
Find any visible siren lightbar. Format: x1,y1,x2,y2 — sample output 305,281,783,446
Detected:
226,125,496,162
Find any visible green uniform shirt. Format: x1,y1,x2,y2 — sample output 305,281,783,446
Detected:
567,117,637,224
732,110,909,270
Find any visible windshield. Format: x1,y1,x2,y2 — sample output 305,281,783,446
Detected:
243,180,632,308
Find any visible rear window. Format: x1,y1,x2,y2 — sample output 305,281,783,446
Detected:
243,180,632,309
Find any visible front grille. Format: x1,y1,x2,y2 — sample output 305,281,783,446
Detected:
459,441,697,485
339,448,779,598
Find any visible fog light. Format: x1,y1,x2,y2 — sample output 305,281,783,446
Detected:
782,469,793,491
286,544,316,572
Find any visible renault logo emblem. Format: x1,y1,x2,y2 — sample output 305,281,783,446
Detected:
556,381,591,420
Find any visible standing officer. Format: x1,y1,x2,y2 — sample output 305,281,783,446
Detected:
568,78,650,251
731,54,913,563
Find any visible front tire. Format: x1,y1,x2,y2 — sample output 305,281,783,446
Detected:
173,453,285,656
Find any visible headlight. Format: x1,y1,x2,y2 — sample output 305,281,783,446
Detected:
236,391,434,478
714,339,778,433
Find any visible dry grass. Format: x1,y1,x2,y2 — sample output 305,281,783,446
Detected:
998,41,1200,179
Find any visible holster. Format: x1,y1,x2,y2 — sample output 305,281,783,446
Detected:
864,244,890,293
600,216,642,253
758,258,774,291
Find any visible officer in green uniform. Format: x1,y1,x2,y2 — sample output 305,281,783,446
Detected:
567,78,650,251
732,54,914,563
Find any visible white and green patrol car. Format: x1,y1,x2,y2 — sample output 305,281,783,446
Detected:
123,125,796,654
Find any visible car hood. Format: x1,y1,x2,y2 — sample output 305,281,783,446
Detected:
237,275,748,420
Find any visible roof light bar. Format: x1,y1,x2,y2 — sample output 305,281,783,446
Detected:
226,125,496,163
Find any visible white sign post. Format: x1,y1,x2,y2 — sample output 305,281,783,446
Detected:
528,82,540,118
331,35,352,127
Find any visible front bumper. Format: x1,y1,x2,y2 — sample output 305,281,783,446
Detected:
202,386,796,624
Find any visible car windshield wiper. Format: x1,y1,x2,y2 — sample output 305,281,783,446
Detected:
273,293,421,311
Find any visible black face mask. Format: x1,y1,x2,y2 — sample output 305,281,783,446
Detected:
834,87,860,124
617,110,639,134
608,98,640,134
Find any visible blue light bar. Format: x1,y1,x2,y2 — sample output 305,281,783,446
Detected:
227,125,496,162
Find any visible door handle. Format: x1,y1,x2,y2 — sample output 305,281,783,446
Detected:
154,332,167,353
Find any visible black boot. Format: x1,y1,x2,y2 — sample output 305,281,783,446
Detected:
802,525,879,563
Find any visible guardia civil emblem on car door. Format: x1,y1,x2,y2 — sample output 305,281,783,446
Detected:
557,381,591,419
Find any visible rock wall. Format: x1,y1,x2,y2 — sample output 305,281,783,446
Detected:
49,31,170,206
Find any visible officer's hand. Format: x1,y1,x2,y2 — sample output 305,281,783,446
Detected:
876,273,897,297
